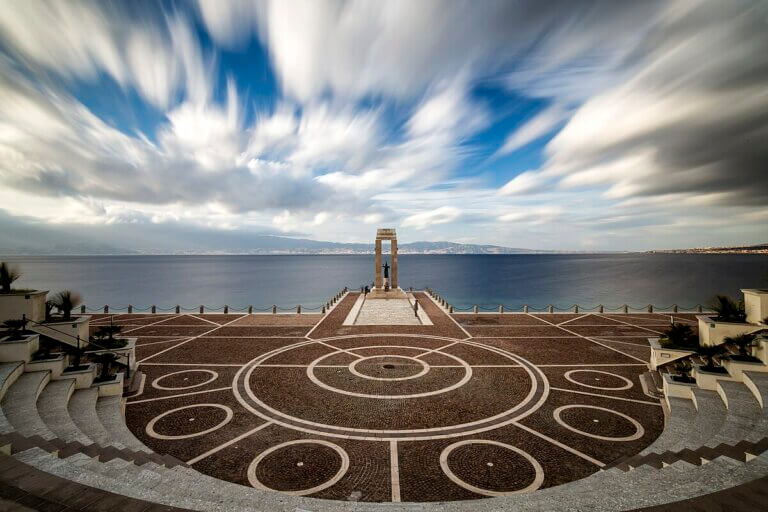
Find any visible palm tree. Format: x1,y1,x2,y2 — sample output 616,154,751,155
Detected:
51,290,83,321
91,324,124,348
44,300,55,322
661,323,696,348
724,333,756,356
697,344,726,371
92,352,119,382
711,295,745,323
0,262,20,294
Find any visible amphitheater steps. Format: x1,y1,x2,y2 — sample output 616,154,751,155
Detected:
95,395,154,453
35,378,93,446
744,371,768,409
0,363,23,435
610,438,768,471
1,372,55,441
639,397,697,454
668,388,727,451
710,381,763,446
68,388,125,449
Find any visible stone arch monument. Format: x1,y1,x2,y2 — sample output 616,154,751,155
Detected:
371,228,405,298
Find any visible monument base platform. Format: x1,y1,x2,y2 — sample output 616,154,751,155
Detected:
367,287,408,299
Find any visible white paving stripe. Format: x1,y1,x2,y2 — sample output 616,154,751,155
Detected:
127,386,232,404
556,314,589,326
512,421,605,467
187,421,273,465
390,440,401,502
414,341,459,359
594,314,666,335
137,314,246,363
549,387,661,406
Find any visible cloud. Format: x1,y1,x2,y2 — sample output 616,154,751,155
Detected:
496,104,569,155
499,171,551,196
402,206,462,230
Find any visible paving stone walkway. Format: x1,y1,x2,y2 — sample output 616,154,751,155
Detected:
354,298,421,325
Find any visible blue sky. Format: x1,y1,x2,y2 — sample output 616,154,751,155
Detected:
0,0,766,251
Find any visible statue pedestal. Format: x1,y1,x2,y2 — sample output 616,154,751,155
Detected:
368,287,407,299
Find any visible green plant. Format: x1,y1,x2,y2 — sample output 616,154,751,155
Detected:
697,343,727,371
710,295,746,323
92,352,119,382
66,344,87,370
51,290,83,321
660,323,697,349
672,359,695,383
724,333,756,356
0,262,21,294
2,318,28,341
44,300,55,322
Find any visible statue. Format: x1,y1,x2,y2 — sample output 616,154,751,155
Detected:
383,260,390,291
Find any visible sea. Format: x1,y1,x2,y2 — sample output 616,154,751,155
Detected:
2,254,766,313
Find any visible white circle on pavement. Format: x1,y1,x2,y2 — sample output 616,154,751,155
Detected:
152,369,219,390
563,370,633,391
146,404,233,440
553,405,644,441
348,355,430,381
247,439,349,495
440,440,544,496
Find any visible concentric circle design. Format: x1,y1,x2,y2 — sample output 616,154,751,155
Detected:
146,404,233,440
553,405,644,441
247,439,350,495
307,345,471,399
563,370,633,390
440,440,544,496
232,335,548,441
152,369,219,390
348,355,430,381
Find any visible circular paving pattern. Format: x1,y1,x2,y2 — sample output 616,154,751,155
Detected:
146,404,233,440
152,369,219,390
348,355,430,381
563,369,633,390
553,405,644,441
247,439,350,495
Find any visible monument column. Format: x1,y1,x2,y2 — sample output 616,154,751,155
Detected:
391,239,398,289
374,239,383,289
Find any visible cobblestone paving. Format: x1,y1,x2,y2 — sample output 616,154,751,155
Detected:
121,301,668,503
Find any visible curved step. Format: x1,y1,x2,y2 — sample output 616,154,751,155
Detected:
668,388,727,451
640,397,697,454
1,371,55,440
743,371,768,441
67,388,125,449
36,378,93,445
0,362,24,434
95,396,153,453
710,381,763,446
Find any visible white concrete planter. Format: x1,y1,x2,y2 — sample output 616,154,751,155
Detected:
649,337,695,371
0,333,40,363
86,338,137,371
25,354,66,378
60,363,96,389
754,335,768,363
0,291,48,323
742,289,768,324
697,315,761,346
662,372,697,408
93,372,123,397
691,364,734,390
721,357,768,381
31,315,91,348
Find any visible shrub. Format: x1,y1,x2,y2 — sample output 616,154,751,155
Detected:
724,333,756,356
51,290,83,321
0,262,20,294
92,352,120,382
2,318,28,341
710,295,746,323
659,323,697,349
697,343,727,371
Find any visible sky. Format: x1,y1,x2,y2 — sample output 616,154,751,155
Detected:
0,0,766,251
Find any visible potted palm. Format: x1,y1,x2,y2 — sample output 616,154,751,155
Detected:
91,325,128,349
0,262,48,324
1,318,29,341
51,290,83,321
671,360,695,384
92,352,120,383
723,333,760,363
659,323,697,350
0,263,21,294
711,295,746,323
696,344,728,374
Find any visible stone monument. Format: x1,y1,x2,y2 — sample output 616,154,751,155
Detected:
370,228,406,298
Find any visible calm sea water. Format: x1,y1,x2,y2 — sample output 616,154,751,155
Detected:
2,254,766,312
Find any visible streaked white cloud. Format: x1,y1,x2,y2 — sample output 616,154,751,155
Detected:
496,104,569,155
402,206,463,230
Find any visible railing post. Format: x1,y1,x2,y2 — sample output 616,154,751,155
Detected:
574,305,579,313
272,305,277,314
199,305,204,314
248,305,253,314
175,305,180,314
322,306,326,314
648,304,653,313
672,304,678,313
224,305,229,314
449,305,454,313
623,304,628,314
297,305,302,314
104,305,108,314
473,305,478,314
128,305,133,314
499,305,504,314
696,304,703,313
598,305,604,313
151,305,156,314
523,305,529,313
81,305,86,314
548,305,554,313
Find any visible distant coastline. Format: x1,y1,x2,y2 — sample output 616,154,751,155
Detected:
647,243,768,255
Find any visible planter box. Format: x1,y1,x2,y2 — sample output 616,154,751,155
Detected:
0,333,40,363
697,315,761,346
662,372,697,408
0,291,48,324
93,372,123,397
721,357,768,381
755,335,768,364
86,338,137,372
31,315,91,348
25,354,66,378
60,363,96,389
742,289,768,324
649,337,695,371
692,364,734,391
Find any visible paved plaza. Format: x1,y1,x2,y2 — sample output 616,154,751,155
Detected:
87,293,701,503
